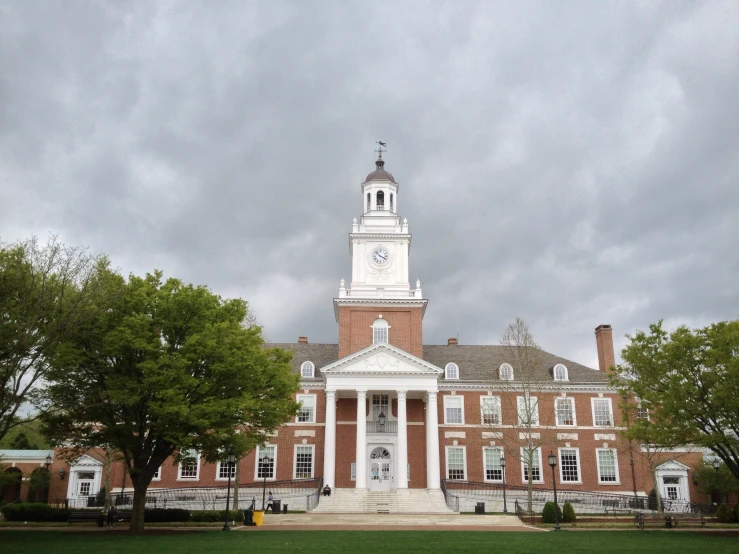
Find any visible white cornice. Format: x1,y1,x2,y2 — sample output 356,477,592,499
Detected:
321,342,443,376
333,297,428,320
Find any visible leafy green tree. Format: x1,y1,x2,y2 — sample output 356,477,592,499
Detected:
0,236,105,442
9,432,37,450
612,320,739,480
692,459,739,504
41,270,300,532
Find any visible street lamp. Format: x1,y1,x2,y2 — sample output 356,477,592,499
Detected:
500,456,508,514
44,455,53,504
261,454,272,511
712,458,722,504
548,451,561,531
222,453,236,531
44,455,52,470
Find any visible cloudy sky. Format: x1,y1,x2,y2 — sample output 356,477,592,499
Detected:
1,1,738,369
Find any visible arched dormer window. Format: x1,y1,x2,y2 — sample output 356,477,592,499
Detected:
376,190,385,210
301,361,315,378
445,363,459,380
553,363,568,381
390,193,394,212
373,318,388,344
499,363,514,381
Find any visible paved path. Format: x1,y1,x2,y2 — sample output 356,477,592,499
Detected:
242,513,542,532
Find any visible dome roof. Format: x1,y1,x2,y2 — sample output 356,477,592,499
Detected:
364,157,396,183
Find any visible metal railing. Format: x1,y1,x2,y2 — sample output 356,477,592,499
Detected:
366,421,398,434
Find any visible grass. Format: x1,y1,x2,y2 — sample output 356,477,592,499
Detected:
0,530,738,553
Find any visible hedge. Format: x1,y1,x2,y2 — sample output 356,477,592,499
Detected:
190,510,242,523
143,508,191,522
541,501,562,524
562,501,577,523
1,503,71,522
715,504,734,523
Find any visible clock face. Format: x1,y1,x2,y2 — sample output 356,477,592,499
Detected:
372,248,389,264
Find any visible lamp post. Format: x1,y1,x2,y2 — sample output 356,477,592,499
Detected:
44,455,52,504
378,410,386,431
712,458,722,504
500,455,508,514
222,453,236,531
548,451,561,531
261,454,271,511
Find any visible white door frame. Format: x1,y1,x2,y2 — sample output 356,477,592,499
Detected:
368,446,393,491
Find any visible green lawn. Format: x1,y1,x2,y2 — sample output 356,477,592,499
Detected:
1,530,738,553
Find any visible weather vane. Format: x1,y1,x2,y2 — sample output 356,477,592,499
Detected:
375,140,387,158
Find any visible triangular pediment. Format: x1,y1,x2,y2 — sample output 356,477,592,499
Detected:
656,459,691,472
321,343,443,376
71,454,103,467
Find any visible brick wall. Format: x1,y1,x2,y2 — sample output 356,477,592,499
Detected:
338,306,424,358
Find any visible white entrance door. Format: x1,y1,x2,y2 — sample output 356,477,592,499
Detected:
661,476,684,511
369,447,392,491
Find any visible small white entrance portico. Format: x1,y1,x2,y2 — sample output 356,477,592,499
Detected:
320,343,443,491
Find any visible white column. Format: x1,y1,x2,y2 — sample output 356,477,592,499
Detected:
355,389,368,489
396,390,409,489
323,389,337,488
426,391,441,489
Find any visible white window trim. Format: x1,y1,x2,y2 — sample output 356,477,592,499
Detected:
517,395,539,426
480,395,502,425
445,445,467,481
177,450,201,481
296,393,317,424
372,318,389,344
254,445,277,481
215,460,237,481
596,448,621,485
553,363,569,381
151,466,161,481
300,361,315,378
482,446,504,483
520,447,544,484
443,394,465,425
499,363,514,381
445,363,459,380
554,397,577,427
558,446,582,484
293,444,315,480
591,397,614,427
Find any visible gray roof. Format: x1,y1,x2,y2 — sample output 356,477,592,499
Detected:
364,158,396,183
0,449,54,460
269,343,608,385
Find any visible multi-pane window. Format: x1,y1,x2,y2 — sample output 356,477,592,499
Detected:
483,447,503,481
152,466,161,480
294,446,314,479
256,445,276,479
79,481,91,496
301,361,314,378
499,363,514,381
592,398,614,426
372,394,389,421
373,319,388,344
517,395,539,425
445,363,459,379
446,447,466,480
481,396,501,425
597,449,619,483
521,448,541,482
555,397,576,426
637,403,649,420
218,459,236,479
444,395,464,424
297,394,316,423
178,449,199,479
553,364,568,381
559,448,580,482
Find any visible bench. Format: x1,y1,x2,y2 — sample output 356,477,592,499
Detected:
669,513,706,528
68,510,133,524
634,512,706,529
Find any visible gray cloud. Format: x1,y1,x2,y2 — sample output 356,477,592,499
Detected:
2,0,738,369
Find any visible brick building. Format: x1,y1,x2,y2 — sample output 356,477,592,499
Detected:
2,154,711,512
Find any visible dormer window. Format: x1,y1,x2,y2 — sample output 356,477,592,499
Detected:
376,190,385,210
301,361,315,378
445,363,459,380
373,318,388,344
553,363,568,381
499,363,514,381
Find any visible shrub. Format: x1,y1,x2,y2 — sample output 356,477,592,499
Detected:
647,489,658,511
143,508,191,523
190,510,242,523
562,502,576,523
1,503,71,522
733,503,738,523
541,501,562,524
715,504,734,523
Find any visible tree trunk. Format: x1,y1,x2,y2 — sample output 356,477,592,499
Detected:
129,481,148,532
233,460,240,511
104,450,112,512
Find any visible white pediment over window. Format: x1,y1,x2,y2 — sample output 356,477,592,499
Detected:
70,454,103,467
656,460,691,472
321,343,443,376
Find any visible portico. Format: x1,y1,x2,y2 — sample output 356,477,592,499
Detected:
320,343,442,492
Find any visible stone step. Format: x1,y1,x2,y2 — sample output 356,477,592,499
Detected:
311,489,456,514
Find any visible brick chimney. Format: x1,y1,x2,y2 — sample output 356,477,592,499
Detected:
594,325,615,372
447,338,458,346
298,336,308,344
